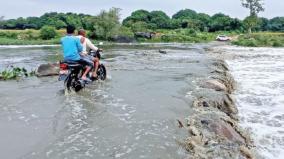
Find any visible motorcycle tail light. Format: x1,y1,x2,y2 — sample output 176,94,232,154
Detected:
60,63,68,70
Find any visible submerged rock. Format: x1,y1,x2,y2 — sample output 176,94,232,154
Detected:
180,46,257,159
182,111,254,159
112,35,136,43
158,49,167,54
134,32,156,39
36,63,59,77
203,79,227,92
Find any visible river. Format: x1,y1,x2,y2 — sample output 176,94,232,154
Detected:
0,44,213,159
219,46,284,159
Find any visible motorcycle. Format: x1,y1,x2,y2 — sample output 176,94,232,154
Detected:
58,50,107,92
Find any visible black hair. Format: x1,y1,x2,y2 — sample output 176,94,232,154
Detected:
66,25,75,34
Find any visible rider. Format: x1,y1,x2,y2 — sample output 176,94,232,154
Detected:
77,29,101,79
61,25,93,82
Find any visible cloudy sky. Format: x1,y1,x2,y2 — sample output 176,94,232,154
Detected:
0,0,283,20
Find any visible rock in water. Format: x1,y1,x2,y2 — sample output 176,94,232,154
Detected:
158,49,167,54
36,63,59,77
203,79,227,92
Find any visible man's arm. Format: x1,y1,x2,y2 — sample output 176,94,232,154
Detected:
86,38,98,51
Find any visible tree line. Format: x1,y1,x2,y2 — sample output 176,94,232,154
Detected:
1,8,283,33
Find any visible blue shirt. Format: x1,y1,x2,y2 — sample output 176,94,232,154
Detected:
61,35,83,61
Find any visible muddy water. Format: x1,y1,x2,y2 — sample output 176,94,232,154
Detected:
221,46,284,159
0,44,212,159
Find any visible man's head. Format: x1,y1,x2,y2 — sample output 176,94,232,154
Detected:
78,29,86,37
66,25,76,34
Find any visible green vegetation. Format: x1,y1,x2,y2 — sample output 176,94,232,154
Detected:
0,66,35,80
0,29,62,45
0,1,283,47
91,8,121,40
40,26,57,40
232,33,284,47
241,0,265,33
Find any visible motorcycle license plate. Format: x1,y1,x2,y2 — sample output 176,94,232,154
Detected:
59,70,69,75
58,70,69,81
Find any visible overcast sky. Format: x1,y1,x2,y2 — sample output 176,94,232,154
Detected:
0,0,283,20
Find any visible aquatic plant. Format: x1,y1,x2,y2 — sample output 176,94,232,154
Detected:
0,66,35,80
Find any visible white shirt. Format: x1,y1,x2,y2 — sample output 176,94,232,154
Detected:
77,35,98,55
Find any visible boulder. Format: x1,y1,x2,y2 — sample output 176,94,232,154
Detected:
207,120,245,144
158,49,167,54
134,32,156,39
203,79,227,91
112,35,136,43
36,63,59,77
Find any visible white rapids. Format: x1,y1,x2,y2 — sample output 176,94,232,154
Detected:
220,46,284,159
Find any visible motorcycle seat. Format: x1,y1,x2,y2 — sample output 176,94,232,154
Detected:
62,60,82,67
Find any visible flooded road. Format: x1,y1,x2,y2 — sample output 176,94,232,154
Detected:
219,46,284,159
0,44,212,159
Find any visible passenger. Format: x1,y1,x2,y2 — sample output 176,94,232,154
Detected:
61,25,93,82
77,29,101,78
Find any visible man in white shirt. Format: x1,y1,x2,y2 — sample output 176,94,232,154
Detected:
77,29,101,78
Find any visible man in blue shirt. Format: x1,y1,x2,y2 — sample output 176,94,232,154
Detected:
61,25,93,81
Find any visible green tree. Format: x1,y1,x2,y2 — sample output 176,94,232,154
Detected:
149,11,170,29
241,0,264,16
122,9,151,28
129,21,148,32
92,8,121,40
241,0,265,33
209,13,234,32
243,15,260,33
258,17,269,31
0,16,4,29
172,9,198,20
40,26,57,40
268,17,284,32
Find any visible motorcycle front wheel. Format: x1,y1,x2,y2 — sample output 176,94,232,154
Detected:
97,64,107,80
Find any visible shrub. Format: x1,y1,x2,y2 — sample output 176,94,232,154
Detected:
40,26,57,40
272,40,283,47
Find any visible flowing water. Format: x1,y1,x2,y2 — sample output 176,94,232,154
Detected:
0,44,212,159
223,46,284,159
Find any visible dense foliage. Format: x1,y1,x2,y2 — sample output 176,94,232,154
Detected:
0,9,283,34
232,33,284,47
123,9,283,33
91,8,121,40
0,12,93,30
40,26,57,40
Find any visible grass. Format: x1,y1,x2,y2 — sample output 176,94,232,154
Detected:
232,32,284,47
0,29,63,45
0,37,60,45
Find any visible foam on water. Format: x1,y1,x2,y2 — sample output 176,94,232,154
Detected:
225,46,284,159
0,45,59,48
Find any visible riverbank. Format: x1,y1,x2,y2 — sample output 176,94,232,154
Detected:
232,32,284,47
0,29,231,45
1,30,283,48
